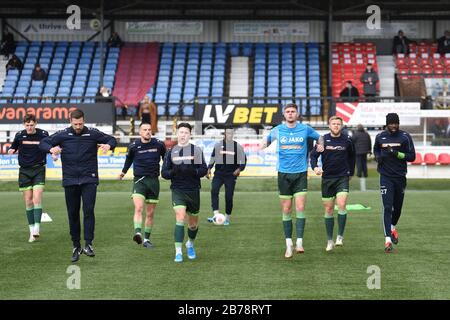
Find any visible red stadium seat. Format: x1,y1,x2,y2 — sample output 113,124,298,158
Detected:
422,67,433,75
438,153,450,165
408,57,418,66
423,153,438,165
409,152,423,165
432,57,443,66
410,66,420,74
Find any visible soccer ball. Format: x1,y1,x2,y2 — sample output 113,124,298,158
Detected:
213,213,226,225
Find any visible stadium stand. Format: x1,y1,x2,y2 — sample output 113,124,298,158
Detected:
331,42,378,98
152,42,226,117
395,42,450,79
0,41,120,104
1,41,324,117
253,42,321,115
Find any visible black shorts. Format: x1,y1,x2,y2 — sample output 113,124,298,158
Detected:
278,172,308,199
131,176,160,203
18,166,46,191
172,189,200,215
321,176,349,200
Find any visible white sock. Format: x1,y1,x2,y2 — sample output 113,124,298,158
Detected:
144,238,149,242
175,246,182,255
226,214,231,221
286,238,293,247
29,225,34,234
391,225,395,231
186,239,193,248
213,210,219,215
385,236,392,243
296,238,303,248
34,223,40,234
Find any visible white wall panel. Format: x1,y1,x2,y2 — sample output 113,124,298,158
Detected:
220,20,325,43
437,20,450,36
332,20,434,42
6,19,110,42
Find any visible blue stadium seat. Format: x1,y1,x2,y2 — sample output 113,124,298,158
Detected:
157,106,166,116
183,106,194,116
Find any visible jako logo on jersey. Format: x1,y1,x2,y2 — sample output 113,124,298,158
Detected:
280,136,304,144
201,105,279,124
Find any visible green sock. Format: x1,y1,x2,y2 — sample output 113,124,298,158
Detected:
296,211,306,239
174,221,184,244
26,207,34,226
282,213,292,239
324,214,334,241
187,227,198,241
134,221,142,234
33,204,42,224
337,210,347,237
144,227,152,240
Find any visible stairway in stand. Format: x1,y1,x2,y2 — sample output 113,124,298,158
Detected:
112,42,160,107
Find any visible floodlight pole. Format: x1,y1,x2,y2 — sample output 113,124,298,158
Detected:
100,0,105,88
327,0,333,117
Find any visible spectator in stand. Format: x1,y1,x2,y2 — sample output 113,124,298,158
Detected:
0,29,15,57
430,119,446,138
95,86,112,103
392,30,413,55
437,30,450,55
360,63,379,102
107,32,123,48
138,96,158,135
6,54,23,72
352,124,372,180
339,81,360,101
31,63,47,82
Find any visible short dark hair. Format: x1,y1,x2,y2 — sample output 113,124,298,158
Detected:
70,109,84,120
23,114,37,123
139,122,151,128
177,122,192,132
346,80,353,84
35,63,40,68
284,103,298,111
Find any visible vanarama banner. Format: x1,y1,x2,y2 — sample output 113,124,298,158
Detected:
0,103,114,124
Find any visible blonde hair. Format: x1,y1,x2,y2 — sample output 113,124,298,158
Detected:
328,116,343,123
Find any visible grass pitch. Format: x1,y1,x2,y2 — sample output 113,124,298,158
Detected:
0,177,449,300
